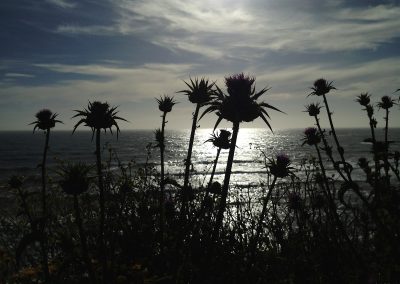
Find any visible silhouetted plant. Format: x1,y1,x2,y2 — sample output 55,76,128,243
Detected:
58,162,96,284
179,78,214,217
204,129,231,187
73,101,126,282
30,109,62,281
155,95,176,246
202,73,283,237
252,154,293,255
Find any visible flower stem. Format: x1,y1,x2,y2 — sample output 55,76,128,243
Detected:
40,129,50,282
160,112,167,249
95,128,107,283
213,121,240,240
252,175,277,255
74,195,96,284
181,103,201,218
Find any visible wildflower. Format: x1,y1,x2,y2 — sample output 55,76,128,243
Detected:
377,95,396,110
268,154,293,178
179,78,215,200
203,73,283,238
30,109,62,132
156,95,177,113
356,93,371,107
58,162,91,195
202,73,283,129
302,127,321,146
205,129,231,149
304,103,322,117
179,77,214,105
308,78,336,97
73,101,127,138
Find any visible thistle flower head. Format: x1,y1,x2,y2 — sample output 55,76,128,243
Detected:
356,93,371,107
30,109,62,132
179,77,214,105
156,95,177,113
377,95,396,110
302,127,321,146
201,73,283,131
225,73,255,98
58,162,91,195
309,78,336,97
304,103,322,116
268,153,292,178
205,129,231,149
72,101,127,138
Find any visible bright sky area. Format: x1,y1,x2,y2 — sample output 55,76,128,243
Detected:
1,0,399,131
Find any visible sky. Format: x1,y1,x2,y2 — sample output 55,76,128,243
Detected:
1,0,400,131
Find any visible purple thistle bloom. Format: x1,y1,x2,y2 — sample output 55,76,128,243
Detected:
276,153,290,167
269,153,292,178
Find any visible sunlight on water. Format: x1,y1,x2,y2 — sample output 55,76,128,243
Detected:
1,128,399,189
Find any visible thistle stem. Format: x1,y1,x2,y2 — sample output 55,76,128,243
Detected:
208,147,221,187
384,109,390,184
181,103,201,218
74,195,96,284
252,175,277,256
40,129,50,282
314,116,348,182
213,121,240,240
322,94,350,179
95,128,107,283
159,112,167,249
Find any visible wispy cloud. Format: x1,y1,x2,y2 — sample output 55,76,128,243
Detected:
4,73,35,78
46,0,76,9
54,1,400,59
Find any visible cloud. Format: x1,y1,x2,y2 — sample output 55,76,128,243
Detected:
46,0,76,9
54,1,400,59
4,73,35,78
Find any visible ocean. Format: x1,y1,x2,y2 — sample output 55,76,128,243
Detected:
1,128,399,188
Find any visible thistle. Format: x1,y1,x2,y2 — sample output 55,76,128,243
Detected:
58,162,91,196
252,153,292,255
356,93,371,107
377,95,396,183
268,153,293,178
202,73,283,237
302,127,321,146
30,108,62,282
156,95,177,113
308,78,336,97
377,95,396,110
73,101,126,281
73,101,127,139
304,103,322,117
155,95,176,249
30,109,62,133
205,129,231,186
179,77,214,219
58,162,96,283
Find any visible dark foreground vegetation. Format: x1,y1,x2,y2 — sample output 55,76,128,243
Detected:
1,76,400,283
